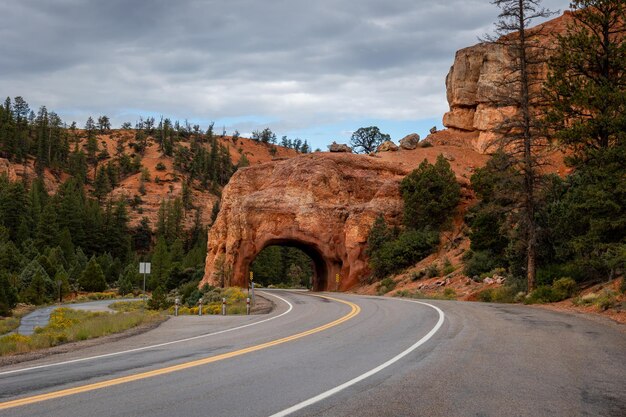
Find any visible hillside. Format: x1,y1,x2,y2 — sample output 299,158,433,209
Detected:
0,129,299,229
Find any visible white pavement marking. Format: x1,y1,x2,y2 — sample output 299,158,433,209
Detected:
0,291,293,376
268,299,445,417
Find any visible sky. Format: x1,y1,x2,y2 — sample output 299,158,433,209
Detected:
0,0,568,150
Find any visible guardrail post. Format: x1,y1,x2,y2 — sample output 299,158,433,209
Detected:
222,297,226,315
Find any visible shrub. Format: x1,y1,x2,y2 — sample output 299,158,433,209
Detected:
425,264,440,278
464,250,502,277
148,286,170,310
478,286,516,303
551,277,577,300
442,258,455,275
410,270,426,281
442,288,457,300
393,289,411,297
400,155,461,231
155,162,166,171
595,290,618,311
377,277,396,295
370,229,439,278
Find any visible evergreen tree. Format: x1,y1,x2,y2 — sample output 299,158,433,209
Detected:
35,202,59,250
23,269,50,304
150,237,170,289
545,0,625,162
93,166,111,201
400,155,461,231
79,256,107,292
483,0,554,291
0,272,18,316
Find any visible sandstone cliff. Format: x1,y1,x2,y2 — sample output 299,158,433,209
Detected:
442,12,572,152
202,153,407,291
201,145,490,291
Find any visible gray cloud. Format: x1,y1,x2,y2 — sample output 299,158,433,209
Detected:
0,0,568,143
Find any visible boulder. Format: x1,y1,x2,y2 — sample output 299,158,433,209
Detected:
376,140,399,152
328,142,352,153
399,134,420,150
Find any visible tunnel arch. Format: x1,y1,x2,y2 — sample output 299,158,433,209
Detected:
202,153,407,291
249,238,330,291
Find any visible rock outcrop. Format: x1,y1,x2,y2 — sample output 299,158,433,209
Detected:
377,140,399,152
442,12,572,153
399,134,420,150
328,142,352,153
202,153,406,291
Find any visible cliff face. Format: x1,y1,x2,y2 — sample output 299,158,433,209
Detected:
442,12,572,152
201,153,407,291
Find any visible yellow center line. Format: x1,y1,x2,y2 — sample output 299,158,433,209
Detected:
0,294,360,411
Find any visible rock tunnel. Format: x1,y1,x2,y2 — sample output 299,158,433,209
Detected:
201,153,406,291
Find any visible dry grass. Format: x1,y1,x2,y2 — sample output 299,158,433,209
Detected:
0,305,37,336
0,307,162,356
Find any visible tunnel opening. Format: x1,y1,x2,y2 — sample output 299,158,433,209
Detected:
249,239,329,291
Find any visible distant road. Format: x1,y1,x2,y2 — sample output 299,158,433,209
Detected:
15,299,142,335
1,291,624,417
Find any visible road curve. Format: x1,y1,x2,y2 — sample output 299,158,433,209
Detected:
0,291,624,417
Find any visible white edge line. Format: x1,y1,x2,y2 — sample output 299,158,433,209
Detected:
0,291,293,376
268,299,445,417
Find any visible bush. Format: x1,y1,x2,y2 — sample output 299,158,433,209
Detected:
425,264,440,278
442,258,455,275
370,229,439,278
400,155,461,231
377,277,396,295
147,286,170,310
478,286,516,303
410,270,426,281
551,277,577,300
464,250,503,278
155,162,166,171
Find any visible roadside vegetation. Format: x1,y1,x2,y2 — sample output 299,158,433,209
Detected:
0,307,163,356
369,1,625,311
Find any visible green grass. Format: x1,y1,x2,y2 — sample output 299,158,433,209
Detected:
0,307,163,356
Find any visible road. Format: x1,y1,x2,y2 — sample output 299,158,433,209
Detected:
1,290,624,417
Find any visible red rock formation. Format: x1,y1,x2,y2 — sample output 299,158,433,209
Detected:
442,12,573,152
202,153,407,291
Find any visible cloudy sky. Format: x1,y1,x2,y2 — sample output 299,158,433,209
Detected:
0,0,568,149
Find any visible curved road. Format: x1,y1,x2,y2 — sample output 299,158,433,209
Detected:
0,291,624,416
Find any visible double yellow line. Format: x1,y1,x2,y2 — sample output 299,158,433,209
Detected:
0,294,360,410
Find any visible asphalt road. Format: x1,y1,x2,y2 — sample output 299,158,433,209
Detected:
1,290,624,417
16,299,143,335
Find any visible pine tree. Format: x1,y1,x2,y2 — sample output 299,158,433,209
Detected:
150,236,170,289
400,155,461,231
79,256,107,292
483,0,554,291
35,202,59,251
93,166,111,201
545,0,625,161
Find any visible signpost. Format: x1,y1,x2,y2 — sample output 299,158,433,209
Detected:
139,262,151,304
249,271,255,305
